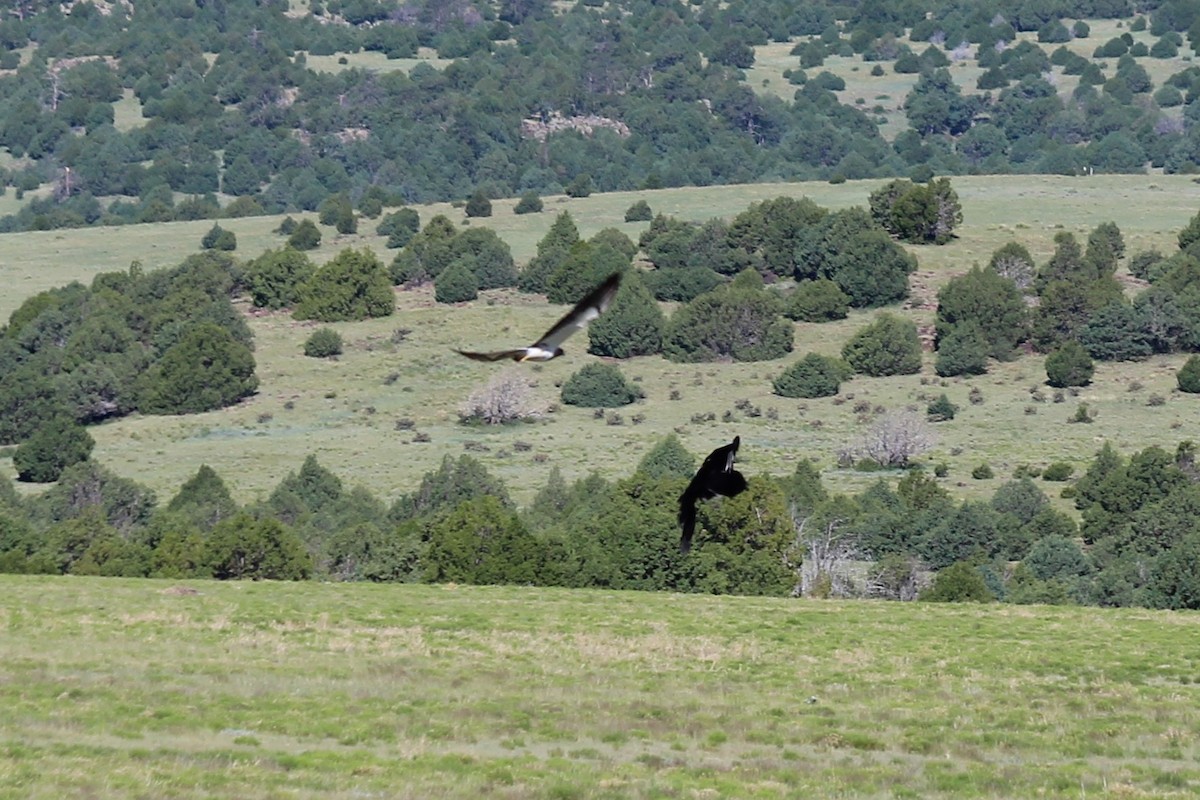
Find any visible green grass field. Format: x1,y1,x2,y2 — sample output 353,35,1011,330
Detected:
1,174,1198,507
1,574,1197,799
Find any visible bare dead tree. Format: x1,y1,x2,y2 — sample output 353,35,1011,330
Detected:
991,252,1035,290
864,555,925,601
790,508,861,598
458,370,543,425
851,409,936,468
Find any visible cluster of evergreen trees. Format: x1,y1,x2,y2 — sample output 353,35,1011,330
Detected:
1,252,257,481
3,0,1200,232
3,437,1199,610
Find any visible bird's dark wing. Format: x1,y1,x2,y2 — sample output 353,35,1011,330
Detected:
454,348,526,362
677,436,745,553
678,494,698,554
534,272,622,352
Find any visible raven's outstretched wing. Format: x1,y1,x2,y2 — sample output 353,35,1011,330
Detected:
678,436,747,553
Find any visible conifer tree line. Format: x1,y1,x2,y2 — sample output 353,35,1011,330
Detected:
2,439,1200,611
2,1,1200,232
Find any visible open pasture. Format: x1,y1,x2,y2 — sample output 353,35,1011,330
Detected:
1,175,1199,506
1,574,1198,799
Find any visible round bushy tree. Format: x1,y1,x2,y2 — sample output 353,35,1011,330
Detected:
434,258,479,303
378,208,420,248
514,191,543,215
139,323,258,414
13,414,94,483
587,271,664,358
246,248,316,310
785,278,849,321
303,327,343,358
464,189,492,218
920,561,993,602
1045,340,1094,387
935,321,989,377
624,200,653,222
201,223,236,251
286,219,321,250
637,433,695,479
663,274,793,363
449,228,517,290
842,313,923,377
294,248,394,321
1177,355,1200,393
560,363,642,407
773,353,853,398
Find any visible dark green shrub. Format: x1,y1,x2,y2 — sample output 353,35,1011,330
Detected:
13,414,94,483
139,323,258,414
1178,355,1200,393
1042,462,1074,481
919,561,994,602
971,463,994,479
464,189,492,218
303,327,343,358
378,208,420,248
926,393,958,421
201,223,236,251
841,313,922,377
514,192,543,215
785,278,849,321
1045,340,1094,388
773,353,853,398
624,200,653,222
434,258,479,303
286,219,321,250
560,363,642,407
294,248,394,321
565,174,592,198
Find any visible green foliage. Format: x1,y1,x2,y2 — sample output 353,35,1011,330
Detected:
934,321,989,377
565,174,593,198
935,266,1027,360
139,323,258,415
519,212,579,294
167,464,237,530
448,228,516,290
1078,302,1150,362
294,248,394,322
545,241,630,306
870,177,962,244
1024,535,1089,582
1045,340,1094,388
624,200,652,222
636,434,695,480
286,219,322,251
246,248,316,310
773,353,853,398
920,561,994,602
972,463,994,480
514,192,543,215
1042,462,1074,481
728,196,825,276
1144,533,1200,609
464,190,492,218
395,455,512,521
12,414,94,483
586,270,663,358
303,327,343,358
200,223,236,251
841,313,922,377
663,274,793,363
784,278,849,322
1177,355,1200,393
204,513,312,580
560,363,642,408
926,394,958,422
423,496,544,585
378,208,421,248
434,258,479,304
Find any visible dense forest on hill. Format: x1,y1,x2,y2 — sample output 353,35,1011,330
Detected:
2,0,1200,230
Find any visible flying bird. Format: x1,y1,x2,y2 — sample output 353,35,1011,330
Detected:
455,272,622,363
678,435,748,554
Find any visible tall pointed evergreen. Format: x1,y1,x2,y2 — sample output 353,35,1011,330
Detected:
519,211,579,293
587,270,663,357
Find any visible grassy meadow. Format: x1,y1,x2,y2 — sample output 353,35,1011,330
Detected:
1,574,1198,799
2,175,1200,507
